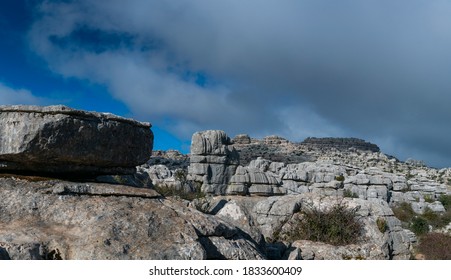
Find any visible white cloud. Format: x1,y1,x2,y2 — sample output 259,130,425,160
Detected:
0,82,42,105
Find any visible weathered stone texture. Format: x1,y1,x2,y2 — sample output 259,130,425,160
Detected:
0,177,264,260
0,105,153,175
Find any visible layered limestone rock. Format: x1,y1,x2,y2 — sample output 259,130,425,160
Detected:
188,130,239,195
0,177,264,260
0,105,153,175
226,158,285,196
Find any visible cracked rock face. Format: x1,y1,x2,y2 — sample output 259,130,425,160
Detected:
0,105,153,175
0,177,264,260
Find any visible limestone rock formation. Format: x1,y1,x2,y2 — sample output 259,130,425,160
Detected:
0,177,264,260
0,105,153,175
188,130,239,194
227,158,285,196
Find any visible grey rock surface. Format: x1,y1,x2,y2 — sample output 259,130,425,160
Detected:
0,105,153,175
0,177,264,260
188,130,239,194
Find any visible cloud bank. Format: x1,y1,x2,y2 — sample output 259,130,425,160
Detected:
27,0,451,167
0,82,42,105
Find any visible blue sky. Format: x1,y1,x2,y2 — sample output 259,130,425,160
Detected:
1,0,451,168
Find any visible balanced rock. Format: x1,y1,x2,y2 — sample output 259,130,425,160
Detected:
0,105,153,175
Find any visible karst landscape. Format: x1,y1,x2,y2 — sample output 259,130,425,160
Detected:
0,105,450,260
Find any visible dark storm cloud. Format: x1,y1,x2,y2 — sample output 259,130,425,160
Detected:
28,0,451,167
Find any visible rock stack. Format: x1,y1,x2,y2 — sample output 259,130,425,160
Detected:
188,130,239,194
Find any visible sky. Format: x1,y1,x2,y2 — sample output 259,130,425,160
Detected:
1,0,451,168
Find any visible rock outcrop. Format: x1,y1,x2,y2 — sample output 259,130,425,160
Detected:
188,130,239,195
231,134,310,166
301,137,380,153
0,177,264,260
0,105,153,175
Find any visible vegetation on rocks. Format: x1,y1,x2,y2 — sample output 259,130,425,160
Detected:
393,202,451,235
376,217,388,233
285,201,363,246
153,169,205,201
416,233,451,260
439,194,451,210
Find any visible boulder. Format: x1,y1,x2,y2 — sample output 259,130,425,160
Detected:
0,105,153,175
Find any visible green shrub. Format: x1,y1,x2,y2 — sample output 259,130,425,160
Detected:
343,189,359,198
335,175,345,182
423,195,435,203
376,217,387,233
439,195,451,211
410,216,429,236
423,207,451,229
392,202,415,223
421,207,442,229
286,201,363,246
417,233,451,260
153,181,205,201
393,201,451,234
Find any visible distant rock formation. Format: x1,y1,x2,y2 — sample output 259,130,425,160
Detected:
301,137,380,153
231,134,310,166
0,105,153,175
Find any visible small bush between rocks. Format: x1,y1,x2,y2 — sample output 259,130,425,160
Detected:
343,189,359,198
417,233,451,260
410,216,429,236
439,194,451,211
392,202,415,224
393,202,451,235
286,201,363,246
423,195,435,203
376,217,387,233
335,175,345,182
153,182,205,201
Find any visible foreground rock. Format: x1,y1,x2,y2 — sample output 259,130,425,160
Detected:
0,105,153,175
0,177,264,260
